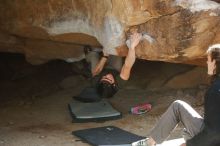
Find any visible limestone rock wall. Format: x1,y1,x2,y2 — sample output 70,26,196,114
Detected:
0,0,220,65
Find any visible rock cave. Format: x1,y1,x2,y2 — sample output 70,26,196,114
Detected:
0,0,219,146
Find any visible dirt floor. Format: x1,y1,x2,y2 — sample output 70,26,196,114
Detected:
0,54,206,146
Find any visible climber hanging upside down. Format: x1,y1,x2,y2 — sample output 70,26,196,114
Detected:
85,32,142,98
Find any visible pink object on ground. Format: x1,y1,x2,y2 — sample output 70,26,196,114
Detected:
130,103,152,115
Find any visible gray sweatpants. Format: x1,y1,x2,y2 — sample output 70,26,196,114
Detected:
150,100,204,144
86,51,122,73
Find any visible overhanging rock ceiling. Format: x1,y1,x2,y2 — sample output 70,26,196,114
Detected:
0,0,220,65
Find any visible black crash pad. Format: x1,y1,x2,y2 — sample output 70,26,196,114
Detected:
68,100,122,122
73,87,101,103
73,126,146,146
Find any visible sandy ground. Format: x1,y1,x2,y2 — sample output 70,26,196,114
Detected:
0,89,181,146
0,57,205,146
0,82,204,146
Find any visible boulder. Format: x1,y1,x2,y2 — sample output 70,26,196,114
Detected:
0,0,219,65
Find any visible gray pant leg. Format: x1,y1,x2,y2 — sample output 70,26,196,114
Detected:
86,52,100,73
86,53,122,73
150,100,204,144
106,55,123,72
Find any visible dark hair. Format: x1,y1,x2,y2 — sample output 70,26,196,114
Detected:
96,69,119,98
209,50,220,83
97,81,118,98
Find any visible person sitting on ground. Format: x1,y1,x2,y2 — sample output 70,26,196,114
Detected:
132,44,220,146
85,32,142,98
